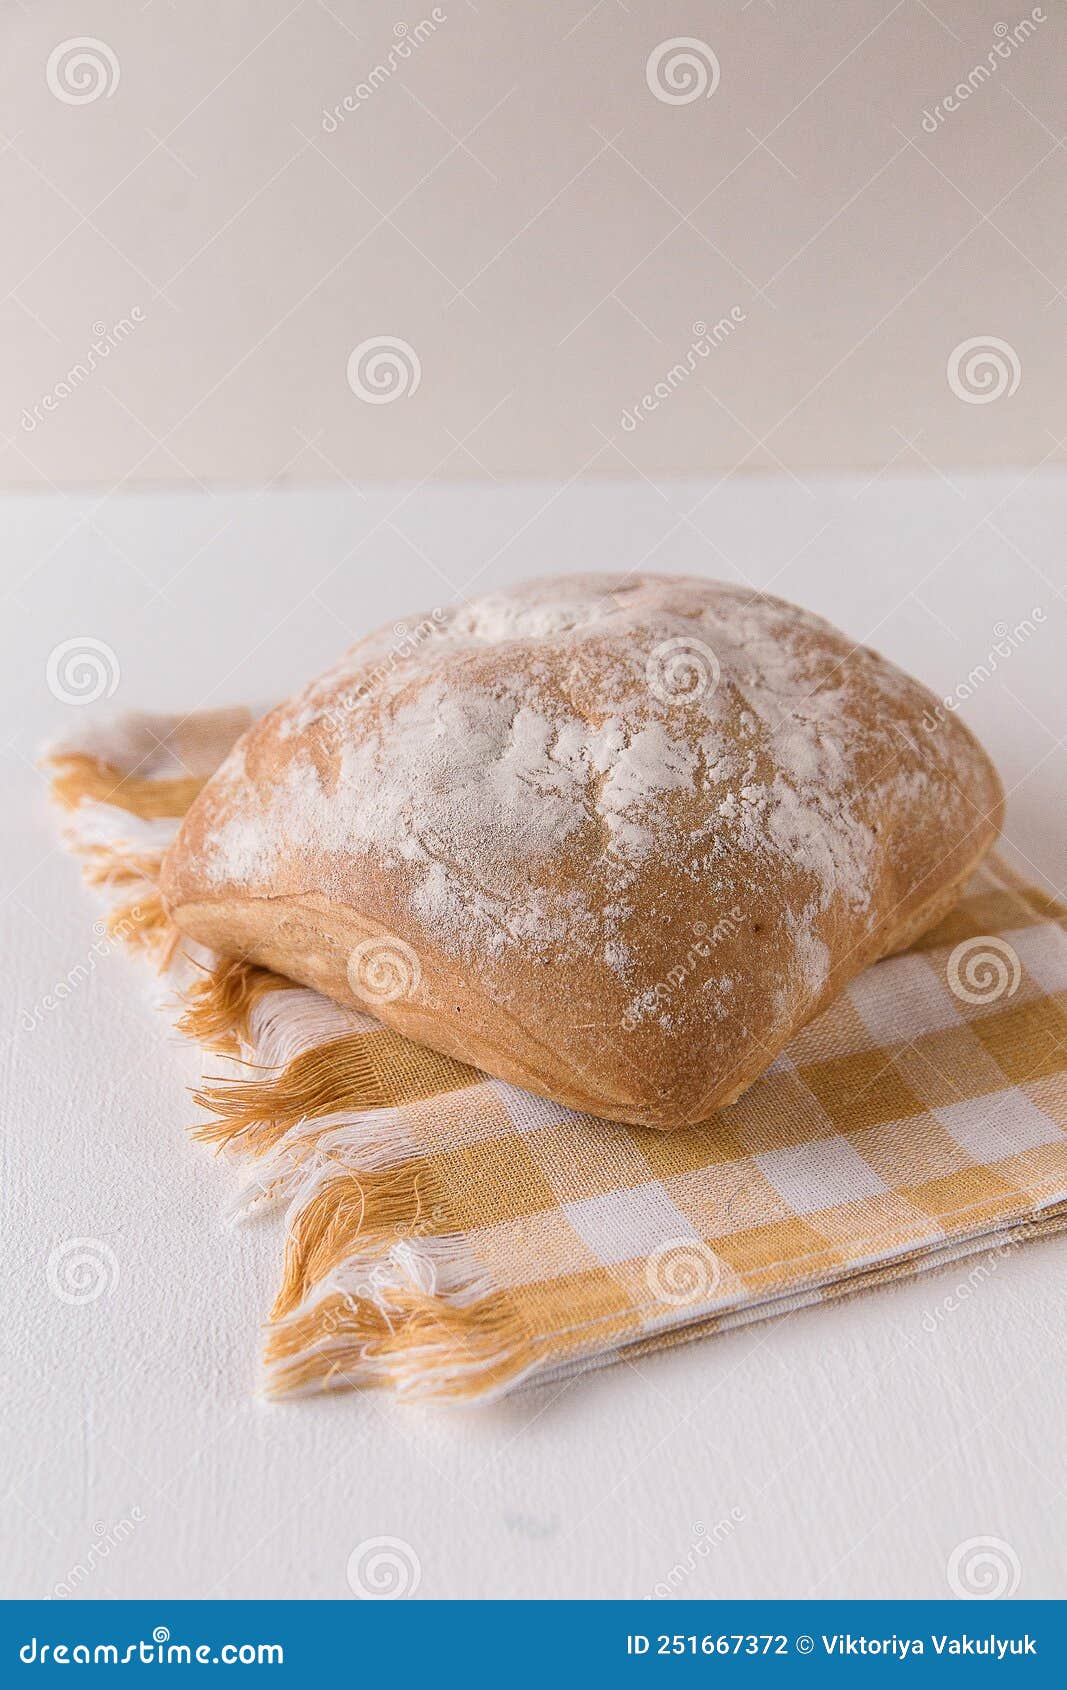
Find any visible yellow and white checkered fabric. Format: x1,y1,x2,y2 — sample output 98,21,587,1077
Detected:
48,712,1067,1402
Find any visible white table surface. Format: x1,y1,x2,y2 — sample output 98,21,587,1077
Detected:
2,470,1066,1601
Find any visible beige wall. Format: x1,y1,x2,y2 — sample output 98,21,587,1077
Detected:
3,0,1064,488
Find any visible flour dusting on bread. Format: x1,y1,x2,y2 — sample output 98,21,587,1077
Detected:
161,572,1003,1129
198,579,889,972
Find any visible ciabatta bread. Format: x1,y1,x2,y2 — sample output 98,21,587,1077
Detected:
160,573,1003,1129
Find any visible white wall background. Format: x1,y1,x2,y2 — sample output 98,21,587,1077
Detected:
3,0,1065,488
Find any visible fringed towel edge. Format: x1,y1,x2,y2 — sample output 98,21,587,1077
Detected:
43,743,542,1403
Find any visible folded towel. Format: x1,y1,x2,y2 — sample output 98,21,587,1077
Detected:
46,709,1067,1403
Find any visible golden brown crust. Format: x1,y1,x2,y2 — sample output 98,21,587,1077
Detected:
160,574,1003,1129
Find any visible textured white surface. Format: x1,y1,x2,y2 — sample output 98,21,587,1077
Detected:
2,472,1066,1600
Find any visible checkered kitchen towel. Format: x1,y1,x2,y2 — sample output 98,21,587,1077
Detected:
46,708,1067,1402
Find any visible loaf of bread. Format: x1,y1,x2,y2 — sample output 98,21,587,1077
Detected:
160,573,1003,1129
